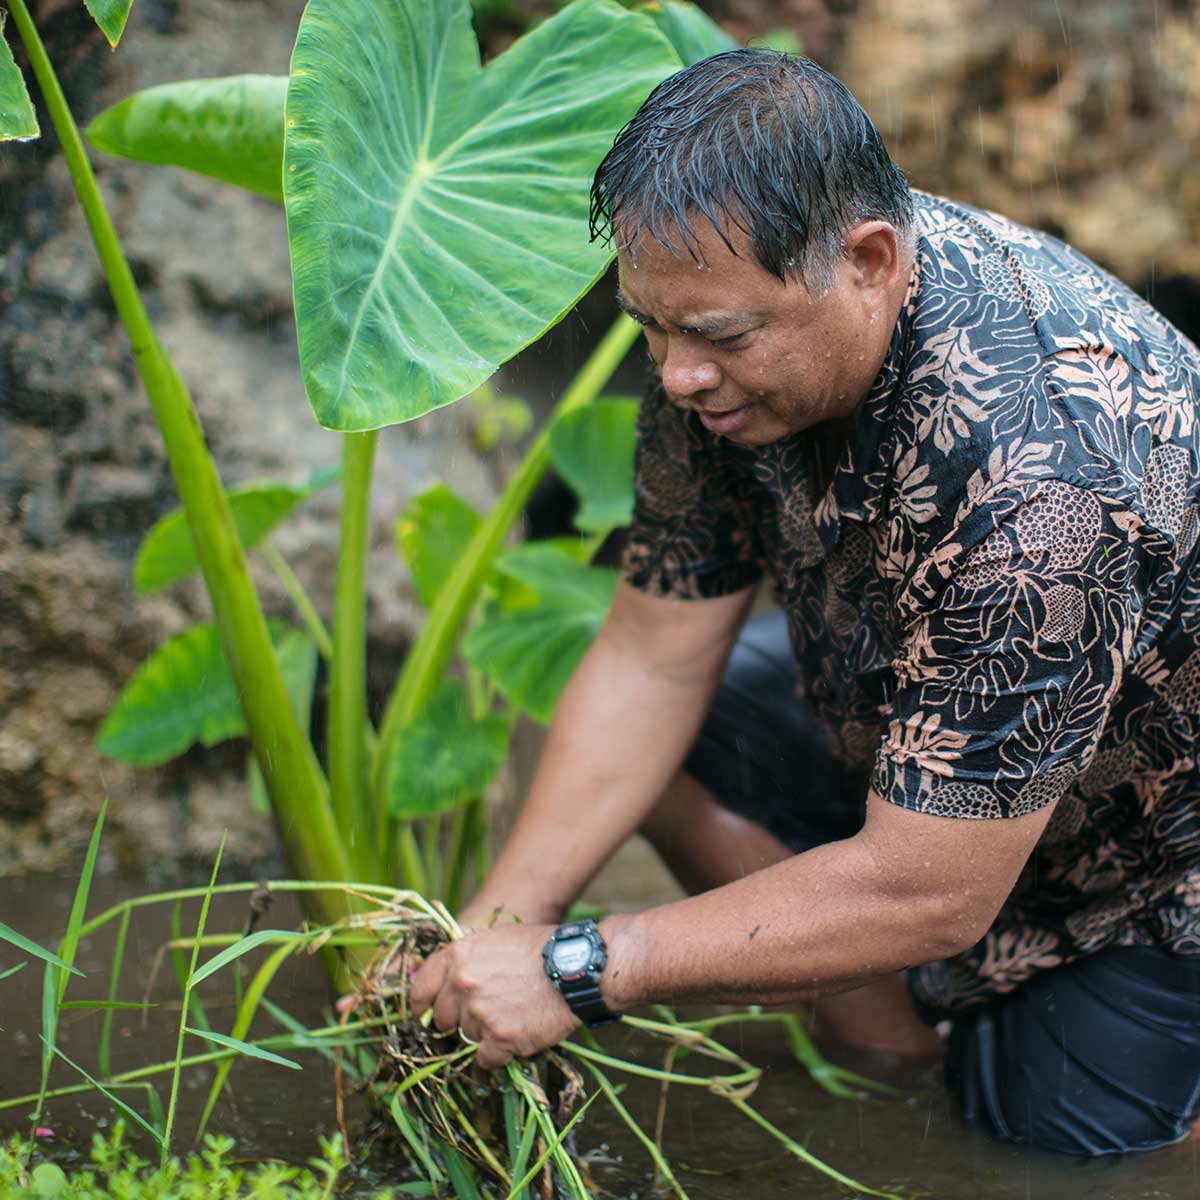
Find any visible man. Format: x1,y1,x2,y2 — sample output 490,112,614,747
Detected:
412,50,1200,1156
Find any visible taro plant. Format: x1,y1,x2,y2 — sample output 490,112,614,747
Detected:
0,0,735,924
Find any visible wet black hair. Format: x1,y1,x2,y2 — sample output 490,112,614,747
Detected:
589,48,912,292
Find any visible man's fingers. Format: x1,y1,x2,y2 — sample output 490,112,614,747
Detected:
409,949,448,1016
473,1039,513,1072
458,1015,484,1045
432,989,461,1034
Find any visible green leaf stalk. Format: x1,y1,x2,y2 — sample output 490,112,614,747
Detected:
4,0,357,915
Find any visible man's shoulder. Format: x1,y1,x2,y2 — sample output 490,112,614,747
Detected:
908,191,1200,370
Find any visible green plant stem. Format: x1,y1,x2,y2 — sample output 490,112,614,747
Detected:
6,0,354,920
261,542,334,661
577,1057,689,1200
76,880,409,941
328,431,383,875
725,1096,893,1197
374,314,640,837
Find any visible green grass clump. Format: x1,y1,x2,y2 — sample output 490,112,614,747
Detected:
0,1124,427,1199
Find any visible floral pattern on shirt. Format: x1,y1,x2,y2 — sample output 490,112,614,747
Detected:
623,191,1200,1013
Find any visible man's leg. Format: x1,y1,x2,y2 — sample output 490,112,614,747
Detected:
946,945,1200,1155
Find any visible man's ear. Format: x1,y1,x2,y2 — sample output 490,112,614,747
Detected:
843,221,902,293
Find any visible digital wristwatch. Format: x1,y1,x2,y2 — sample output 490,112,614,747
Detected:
541,919,621,1028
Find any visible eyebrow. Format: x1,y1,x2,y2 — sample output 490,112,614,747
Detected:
615,293,760,339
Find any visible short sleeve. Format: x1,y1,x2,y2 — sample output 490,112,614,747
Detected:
872,479,1148,818
622,385,764,599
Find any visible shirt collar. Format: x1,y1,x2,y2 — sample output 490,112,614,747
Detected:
811,245,924,553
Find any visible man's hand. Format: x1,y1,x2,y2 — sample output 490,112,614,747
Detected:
409,924,579,1070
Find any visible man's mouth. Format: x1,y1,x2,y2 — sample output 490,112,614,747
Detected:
695,403,753,435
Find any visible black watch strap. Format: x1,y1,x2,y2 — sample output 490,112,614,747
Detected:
542,919,621,1028
558,977,619,1027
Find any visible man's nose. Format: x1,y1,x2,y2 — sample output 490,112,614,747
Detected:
660,336,721,399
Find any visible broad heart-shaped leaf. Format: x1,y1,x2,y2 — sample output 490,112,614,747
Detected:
396,482,483,610
97,623,317,766
86,75,287,201
285,0,680,432
386,680,511,819
492,536,596,614
640,0,738,64
548,398,638,533
465,547,618,723
134,467,338,593
82,0,134,48
0,15,39,142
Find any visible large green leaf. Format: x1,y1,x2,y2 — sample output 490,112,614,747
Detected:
134,467,338,593
465,547,618,722
548,398,638,533
284,0,679,431
0,14,38,142
97,624,317,766
493,541,617,610
493,536,596,614
82,0,134,48
86,75,288,201
641,1,737,64
386,680,511,819
396,482,483,610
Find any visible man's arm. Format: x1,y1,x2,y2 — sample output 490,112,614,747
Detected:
599,787,1054,1010
412,777,1053,1069
459,577,756,928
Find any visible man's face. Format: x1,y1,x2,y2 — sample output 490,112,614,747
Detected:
616,217,903,446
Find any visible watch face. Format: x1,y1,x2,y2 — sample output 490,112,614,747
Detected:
552,935,591,975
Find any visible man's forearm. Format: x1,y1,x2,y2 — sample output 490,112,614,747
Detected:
465,587,749,924
598,832,978,1010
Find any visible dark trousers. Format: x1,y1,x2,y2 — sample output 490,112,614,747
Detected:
683,611,1200,1157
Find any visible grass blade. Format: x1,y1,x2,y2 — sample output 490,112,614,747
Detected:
185,1026,301,1070
388,1092,446,1185
0,925,82,976
504,1089,599,1200
192,940,298,1142
144,1082,166,1141
190,928,313,986
0,962,27,983
260,996,363,1081
35,799,106,1124
440,1144,483,1200
99,905,131,1078
42,1039,164,1146
171,900,211,1035
161,834,224,1164
60,1001,156,1010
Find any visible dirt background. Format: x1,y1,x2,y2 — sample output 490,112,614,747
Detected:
1,0,1197,876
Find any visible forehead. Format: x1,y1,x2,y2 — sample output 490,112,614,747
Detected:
615,218,787,313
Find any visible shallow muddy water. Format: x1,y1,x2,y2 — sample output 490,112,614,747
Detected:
1,872,1197,1199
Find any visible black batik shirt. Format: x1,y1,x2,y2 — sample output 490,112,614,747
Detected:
623,191,1200,1013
